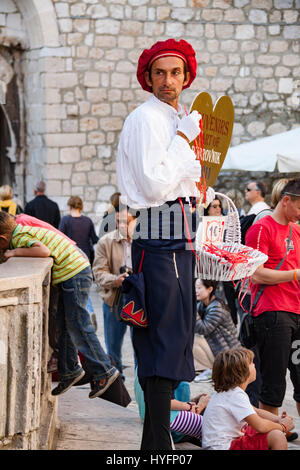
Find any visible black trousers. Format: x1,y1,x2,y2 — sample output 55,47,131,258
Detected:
254,310,300,408
222,281,238,326
141,376,177,450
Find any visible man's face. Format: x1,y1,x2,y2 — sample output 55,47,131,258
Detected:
144,56,190,109
244,182,259,204
116,210,135,239
283,196,300,223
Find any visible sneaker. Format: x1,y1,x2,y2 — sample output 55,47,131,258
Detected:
89,369,120,399
51,370,85,396
286,432,298,442
194,369,213,383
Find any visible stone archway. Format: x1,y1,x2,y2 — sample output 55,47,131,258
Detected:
0,104,13,186
0,50,18,188
16,0,60,49
0,0,61,202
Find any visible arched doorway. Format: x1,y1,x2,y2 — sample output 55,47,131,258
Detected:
0,50,20,189
0,104,14,187
0,0,60,202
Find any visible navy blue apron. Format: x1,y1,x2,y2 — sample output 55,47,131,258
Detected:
131,198,198,389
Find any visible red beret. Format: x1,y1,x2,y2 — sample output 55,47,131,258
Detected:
137,39,197,92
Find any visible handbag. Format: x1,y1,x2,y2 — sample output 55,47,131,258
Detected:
76,352,131,408
239,225,292,348
120,250,148,328
112,287,123,322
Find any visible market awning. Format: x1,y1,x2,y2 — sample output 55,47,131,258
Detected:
222,127,300,172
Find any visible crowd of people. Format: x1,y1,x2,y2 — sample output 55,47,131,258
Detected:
1,175,299,451
0,37,300,452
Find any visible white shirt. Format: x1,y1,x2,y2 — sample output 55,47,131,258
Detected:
202,387,255,450
116,95,201,209
247,201,270,216
122,238,132,270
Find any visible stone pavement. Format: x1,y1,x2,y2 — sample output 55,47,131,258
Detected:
55,284,300,451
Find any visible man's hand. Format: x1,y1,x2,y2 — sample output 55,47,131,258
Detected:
177,110,202,143
113,273,128,287
279,415,295,433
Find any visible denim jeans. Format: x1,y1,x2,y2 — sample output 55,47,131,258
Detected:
57,266,116,382
87,297,94,314
103,300,128,376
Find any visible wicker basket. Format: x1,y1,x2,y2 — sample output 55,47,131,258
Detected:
195,192,268,281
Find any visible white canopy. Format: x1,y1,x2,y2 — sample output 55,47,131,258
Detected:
222,127,300,172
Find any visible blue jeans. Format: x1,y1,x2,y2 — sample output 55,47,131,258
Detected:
57,267,116,382
103,300,127,376
87,297,94,314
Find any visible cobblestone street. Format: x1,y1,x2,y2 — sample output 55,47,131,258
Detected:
55,283,300,451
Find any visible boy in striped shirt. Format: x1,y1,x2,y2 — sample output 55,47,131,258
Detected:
0,211,119,398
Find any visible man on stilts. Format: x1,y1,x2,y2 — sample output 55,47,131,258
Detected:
117,39,207,450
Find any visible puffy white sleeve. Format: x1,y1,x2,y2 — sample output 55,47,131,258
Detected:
118,110,201,204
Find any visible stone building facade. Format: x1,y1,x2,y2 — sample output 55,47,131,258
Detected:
0,0,299,229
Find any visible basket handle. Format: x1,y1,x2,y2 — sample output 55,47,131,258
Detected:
214,191,241,245
214,192,239,216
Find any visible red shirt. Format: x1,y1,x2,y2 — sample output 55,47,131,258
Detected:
15,214,76,245
245,215,300,316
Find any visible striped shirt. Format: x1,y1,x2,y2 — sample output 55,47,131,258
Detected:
11,224,90,285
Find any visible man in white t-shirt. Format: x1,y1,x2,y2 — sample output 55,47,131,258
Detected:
202,348,294,450
245,181,270,215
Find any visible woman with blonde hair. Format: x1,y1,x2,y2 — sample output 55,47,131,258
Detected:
0,185,23,215
270,178,290,209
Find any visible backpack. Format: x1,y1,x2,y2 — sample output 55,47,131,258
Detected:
239,214,256,245
239,209,272,245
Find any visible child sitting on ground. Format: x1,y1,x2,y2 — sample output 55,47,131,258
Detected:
134,370,210,446
0,211,119,398
202,347,294,450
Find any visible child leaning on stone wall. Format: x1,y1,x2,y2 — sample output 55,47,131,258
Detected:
0,211,119,398
201,347,294,450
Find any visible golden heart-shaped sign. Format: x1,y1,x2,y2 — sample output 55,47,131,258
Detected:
190,92,234,188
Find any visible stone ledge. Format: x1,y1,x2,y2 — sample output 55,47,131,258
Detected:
0,257,53,292
0,258,53,304
0,257,56,450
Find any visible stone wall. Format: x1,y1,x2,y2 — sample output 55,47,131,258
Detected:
0,257,57,450
0,0,299,230
215,169,300,213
